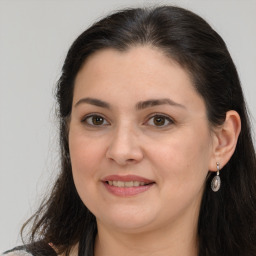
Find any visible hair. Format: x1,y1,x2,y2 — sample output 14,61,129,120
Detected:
21,5,256,256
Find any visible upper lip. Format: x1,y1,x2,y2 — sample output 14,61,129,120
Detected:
102,175,155,184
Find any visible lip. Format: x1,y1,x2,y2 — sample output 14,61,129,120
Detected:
102,175,155,197
102,175,154,183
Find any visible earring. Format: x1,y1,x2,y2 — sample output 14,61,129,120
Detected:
211,162,221,192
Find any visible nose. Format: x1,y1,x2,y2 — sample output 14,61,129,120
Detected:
106,126,144,166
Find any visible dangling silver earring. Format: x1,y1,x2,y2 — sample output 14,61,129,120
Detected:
211,162,221,192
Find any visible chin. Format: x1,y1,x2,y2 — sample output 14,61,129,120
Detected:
95,206,158,232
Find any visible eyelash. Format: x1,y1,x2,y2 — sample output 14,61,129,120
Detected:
81,113,174,128
145,114,174,127
81,114,110,127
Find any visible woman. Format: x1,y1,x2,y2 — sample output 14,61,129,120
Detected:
3,5,256,256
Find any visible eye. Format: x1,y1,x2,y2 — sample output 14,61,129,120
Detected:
146,115,174,127
82,114,110,126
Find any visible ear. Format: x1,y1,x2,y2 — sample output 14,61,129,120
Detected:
208,110,241,172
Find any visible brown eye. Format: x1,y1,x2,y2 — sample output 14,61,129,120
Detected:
92,116,104,125
153,116,165,126
83,115,109,126
147,115,173,127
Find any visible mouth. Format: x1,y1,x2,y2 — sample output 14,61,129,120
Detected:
106,180,153,187
102,175,155,196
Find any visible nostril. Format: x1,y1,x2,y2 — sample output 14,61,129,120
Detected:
105,142,144,165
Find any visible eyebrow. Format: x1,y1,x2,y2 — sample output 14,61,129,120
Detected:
136,98,186,110
75,97,110,109
74,97,185,110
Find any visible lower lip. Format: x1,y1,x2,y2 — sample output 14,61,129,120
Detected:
103,182,154,197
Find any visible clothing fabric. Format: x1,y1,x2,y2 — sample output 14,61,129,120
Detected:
2,243,57,256
2,248,32,256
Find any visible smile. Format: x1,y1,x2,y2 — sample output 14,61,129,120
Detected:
107,181,148,187
102,175,155,197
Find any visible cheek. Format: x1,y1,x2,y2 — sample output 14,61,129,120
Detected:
68,131,106,200
69,131,104,173
150,127,212,191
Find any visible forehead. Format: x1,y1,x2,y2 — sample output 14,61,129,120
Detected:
73,46,204,111
75,46,192,89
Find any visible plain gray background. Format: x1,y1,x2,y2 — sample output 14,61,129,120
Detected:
0,0,255,251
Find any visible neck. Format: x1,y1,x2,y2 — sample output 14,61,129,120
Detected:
94,214,199,256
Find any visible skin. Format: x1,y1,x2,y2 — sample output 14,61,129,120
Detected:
68,46,241,256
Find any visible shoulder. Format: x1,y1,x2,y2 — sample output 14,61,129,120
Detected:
2,243,57,256
2,246,33,256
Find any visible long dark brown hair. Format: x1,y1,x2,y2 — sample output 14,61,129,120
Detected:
21,6,256,256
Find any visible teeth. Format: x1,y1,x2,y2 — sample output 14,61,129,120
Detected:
107,181,147,187
133,181,140,187
125,181,133,187
113,181,119,186
117,181,124,187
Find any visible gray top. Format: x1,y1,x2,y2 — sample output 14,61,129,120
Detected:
1,250,32,256
2,243,57,256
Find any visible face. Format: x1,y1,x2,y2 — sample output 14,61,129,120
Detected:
69,46,215,234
